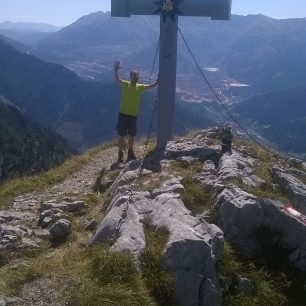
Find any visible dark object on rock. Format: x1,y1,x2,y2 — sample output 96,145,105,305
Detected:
232,276,254,295
220,127,233,154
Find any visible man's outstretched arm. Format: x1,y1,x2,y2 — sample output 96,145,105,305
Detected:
114,60,124,86
143,78,159,90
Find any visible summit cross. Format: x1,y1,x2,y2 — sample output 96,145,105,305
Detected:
111,0,232,148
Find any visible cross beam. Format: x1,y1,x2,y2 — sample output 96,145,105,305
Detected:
112,0,232,148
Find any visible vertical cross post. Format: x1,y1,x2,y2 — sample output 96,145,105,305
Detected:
157,16,178,148
111,0,232,149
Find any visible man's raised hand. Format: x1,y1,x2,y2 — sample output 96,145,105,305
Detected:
114,60,121,71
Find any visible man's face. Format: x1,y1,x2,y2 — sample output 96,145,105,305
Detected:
130,71,139,83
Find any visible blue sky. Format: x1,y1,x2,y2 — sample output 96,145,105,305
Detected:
0,0,305,26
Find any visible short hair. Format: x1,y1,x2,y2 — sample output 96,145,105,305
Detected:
130,70,139,81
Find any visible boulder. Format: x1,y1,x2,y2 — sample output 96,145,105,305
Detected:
197,151,264,190
49,219,71,240
165,140,217,161
215,187,306,270
273,166,306,214
66,200,86,212
216,187,264,257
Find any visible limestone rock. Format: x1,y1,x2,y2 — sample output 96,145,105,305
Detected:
197,151,264,190
215,187,306,270
41,202,68,212
90,176,224,306
66,201,86,212
165,140,217,161
273,166,306,214
49,219,71,240
233,277,254,295
217,152,264,187
151,176,184,197
216,187,264,257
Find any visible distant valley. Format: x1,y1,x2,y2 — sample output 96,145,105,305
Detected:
233,87,306,155
27,12,306,101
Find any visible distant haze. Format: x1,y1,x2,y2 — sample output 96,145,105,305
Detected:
0,0,305,26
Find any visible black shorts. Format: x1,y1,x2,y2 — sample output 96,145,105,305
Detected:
117,112,137,137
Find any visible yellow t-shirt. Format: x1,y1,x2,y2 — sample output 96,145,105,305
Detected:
120,81,146,116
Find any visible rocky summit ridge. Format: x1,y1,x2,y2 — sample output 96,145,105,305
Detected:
0,128,305,305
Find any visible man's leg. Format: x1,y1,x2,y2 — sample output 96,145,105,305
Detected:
127,116,137,160
118,136,125,150
127,136,136,160
128,135,134,150
117,113,128,163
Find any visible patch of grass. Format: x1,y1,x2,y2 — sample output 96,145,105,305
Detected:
245,184,289,202
6,264,43,292
181,176,213,215
140,220,176,306
227,177,289,202
81,246,156,306
0,141,116,209
227,178,289,202
0,243,156,305
218,242,287,306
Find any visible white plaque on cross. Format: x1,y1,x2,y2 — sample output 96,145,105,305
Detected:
111,0,232,148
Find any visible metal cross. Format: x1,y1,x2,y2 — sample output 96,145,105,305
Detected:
112,0,232,148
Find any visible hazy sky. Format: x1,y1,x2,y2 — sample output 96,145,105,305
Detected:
0,0,305,26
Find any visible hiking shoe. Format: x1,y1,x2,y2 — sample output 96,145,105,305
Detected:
117,150,124,163
127,149,136,161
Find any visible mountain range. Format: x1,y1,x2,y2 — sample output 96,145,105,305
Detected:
1,13,306,157
28,12,306,97
0,21,61,45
